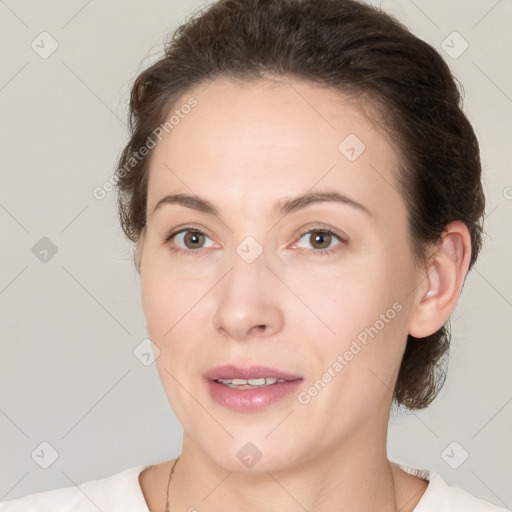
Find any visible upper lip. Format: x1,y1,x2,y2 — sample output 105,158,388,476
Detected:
204,365,303,381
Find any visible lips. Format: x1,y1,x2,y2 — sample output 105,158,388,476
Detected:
203,364,302,382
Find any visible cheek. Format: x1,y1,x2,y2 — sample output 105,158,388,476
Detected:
297,260,389,322
140,272,163,338
140,241,185,334
141,262,211,349
311,292,407,411
298,254,410,363
140,260,181,341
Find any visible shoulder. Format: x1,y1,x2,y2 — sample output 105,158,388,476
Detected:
394,461,510,512
0,464,150,512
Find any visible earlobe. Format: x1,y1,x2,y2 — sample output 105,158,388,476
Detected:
408,222,472,338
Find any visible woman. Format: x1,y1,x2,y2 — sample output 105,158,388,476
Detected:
1,0,508,510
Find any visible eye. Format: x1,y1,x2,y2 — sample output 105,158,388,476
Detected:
164,227,217,254
164,226,347,256
294,228,346,256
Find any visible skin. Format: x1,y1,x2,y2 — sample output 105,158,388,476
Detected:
136,76,471,512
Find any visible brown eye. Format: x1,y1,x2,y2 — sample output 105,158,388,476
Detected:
182,231,205,249
308,231,333,249
165,228,216,254
295,228,346,256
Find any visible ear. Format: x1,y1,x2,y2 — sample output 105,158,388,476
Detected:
408,221,472,338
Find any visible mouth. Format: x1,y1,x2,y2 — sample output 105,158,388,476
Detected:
203,364,303,382
214,377,291,389
203,364,303,411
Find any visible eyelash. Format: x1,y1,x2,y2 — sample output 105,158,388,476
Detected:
163,225,346,256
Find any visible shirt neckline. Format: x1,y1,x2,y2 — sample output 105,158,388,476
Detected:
130,461,438,512
131,464,153,512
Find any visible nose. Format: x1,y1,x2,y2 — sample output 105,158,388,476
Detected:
211,248,284,342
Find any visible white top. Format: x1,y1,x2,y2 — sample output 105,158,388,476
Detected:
0,461,509,511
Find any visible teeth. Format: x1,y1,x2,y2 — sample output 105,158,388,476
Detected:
216,377,288,387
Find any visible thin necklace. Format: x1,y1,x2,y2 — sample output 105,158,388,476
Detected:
164,456,398,512
164,456,180,512
390,463,398,512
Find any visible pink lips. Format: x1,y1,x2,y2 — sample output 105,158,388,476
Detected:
205,379,302,412
203,364,303,381
203,364,303,412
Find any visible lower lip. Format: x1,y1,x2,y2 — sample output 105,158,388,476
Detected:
205,379,303,412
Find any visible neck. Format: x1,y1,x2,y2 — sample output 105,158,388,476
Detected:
168,425,399,512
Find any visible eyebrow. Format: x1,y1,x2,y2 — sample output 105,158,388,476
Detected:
151,190,373,219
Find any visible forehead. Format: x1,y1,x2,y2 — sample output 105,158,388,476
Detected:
146,76,403,222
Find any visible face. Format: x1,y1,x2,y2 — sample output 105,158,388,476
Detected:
139,76,422,473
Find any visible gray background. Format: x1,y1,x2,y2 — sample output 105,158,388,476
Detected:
1,0,511,507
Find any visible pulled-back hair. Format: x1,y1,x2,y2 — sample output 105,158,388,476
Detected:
114,0,485,410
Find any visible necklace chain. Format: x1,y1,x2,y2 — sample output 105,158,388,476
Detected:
164,456,180,512
164,456,397,512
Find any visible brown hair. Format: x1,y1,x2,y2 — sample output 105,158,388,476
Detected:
114,0,485,410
